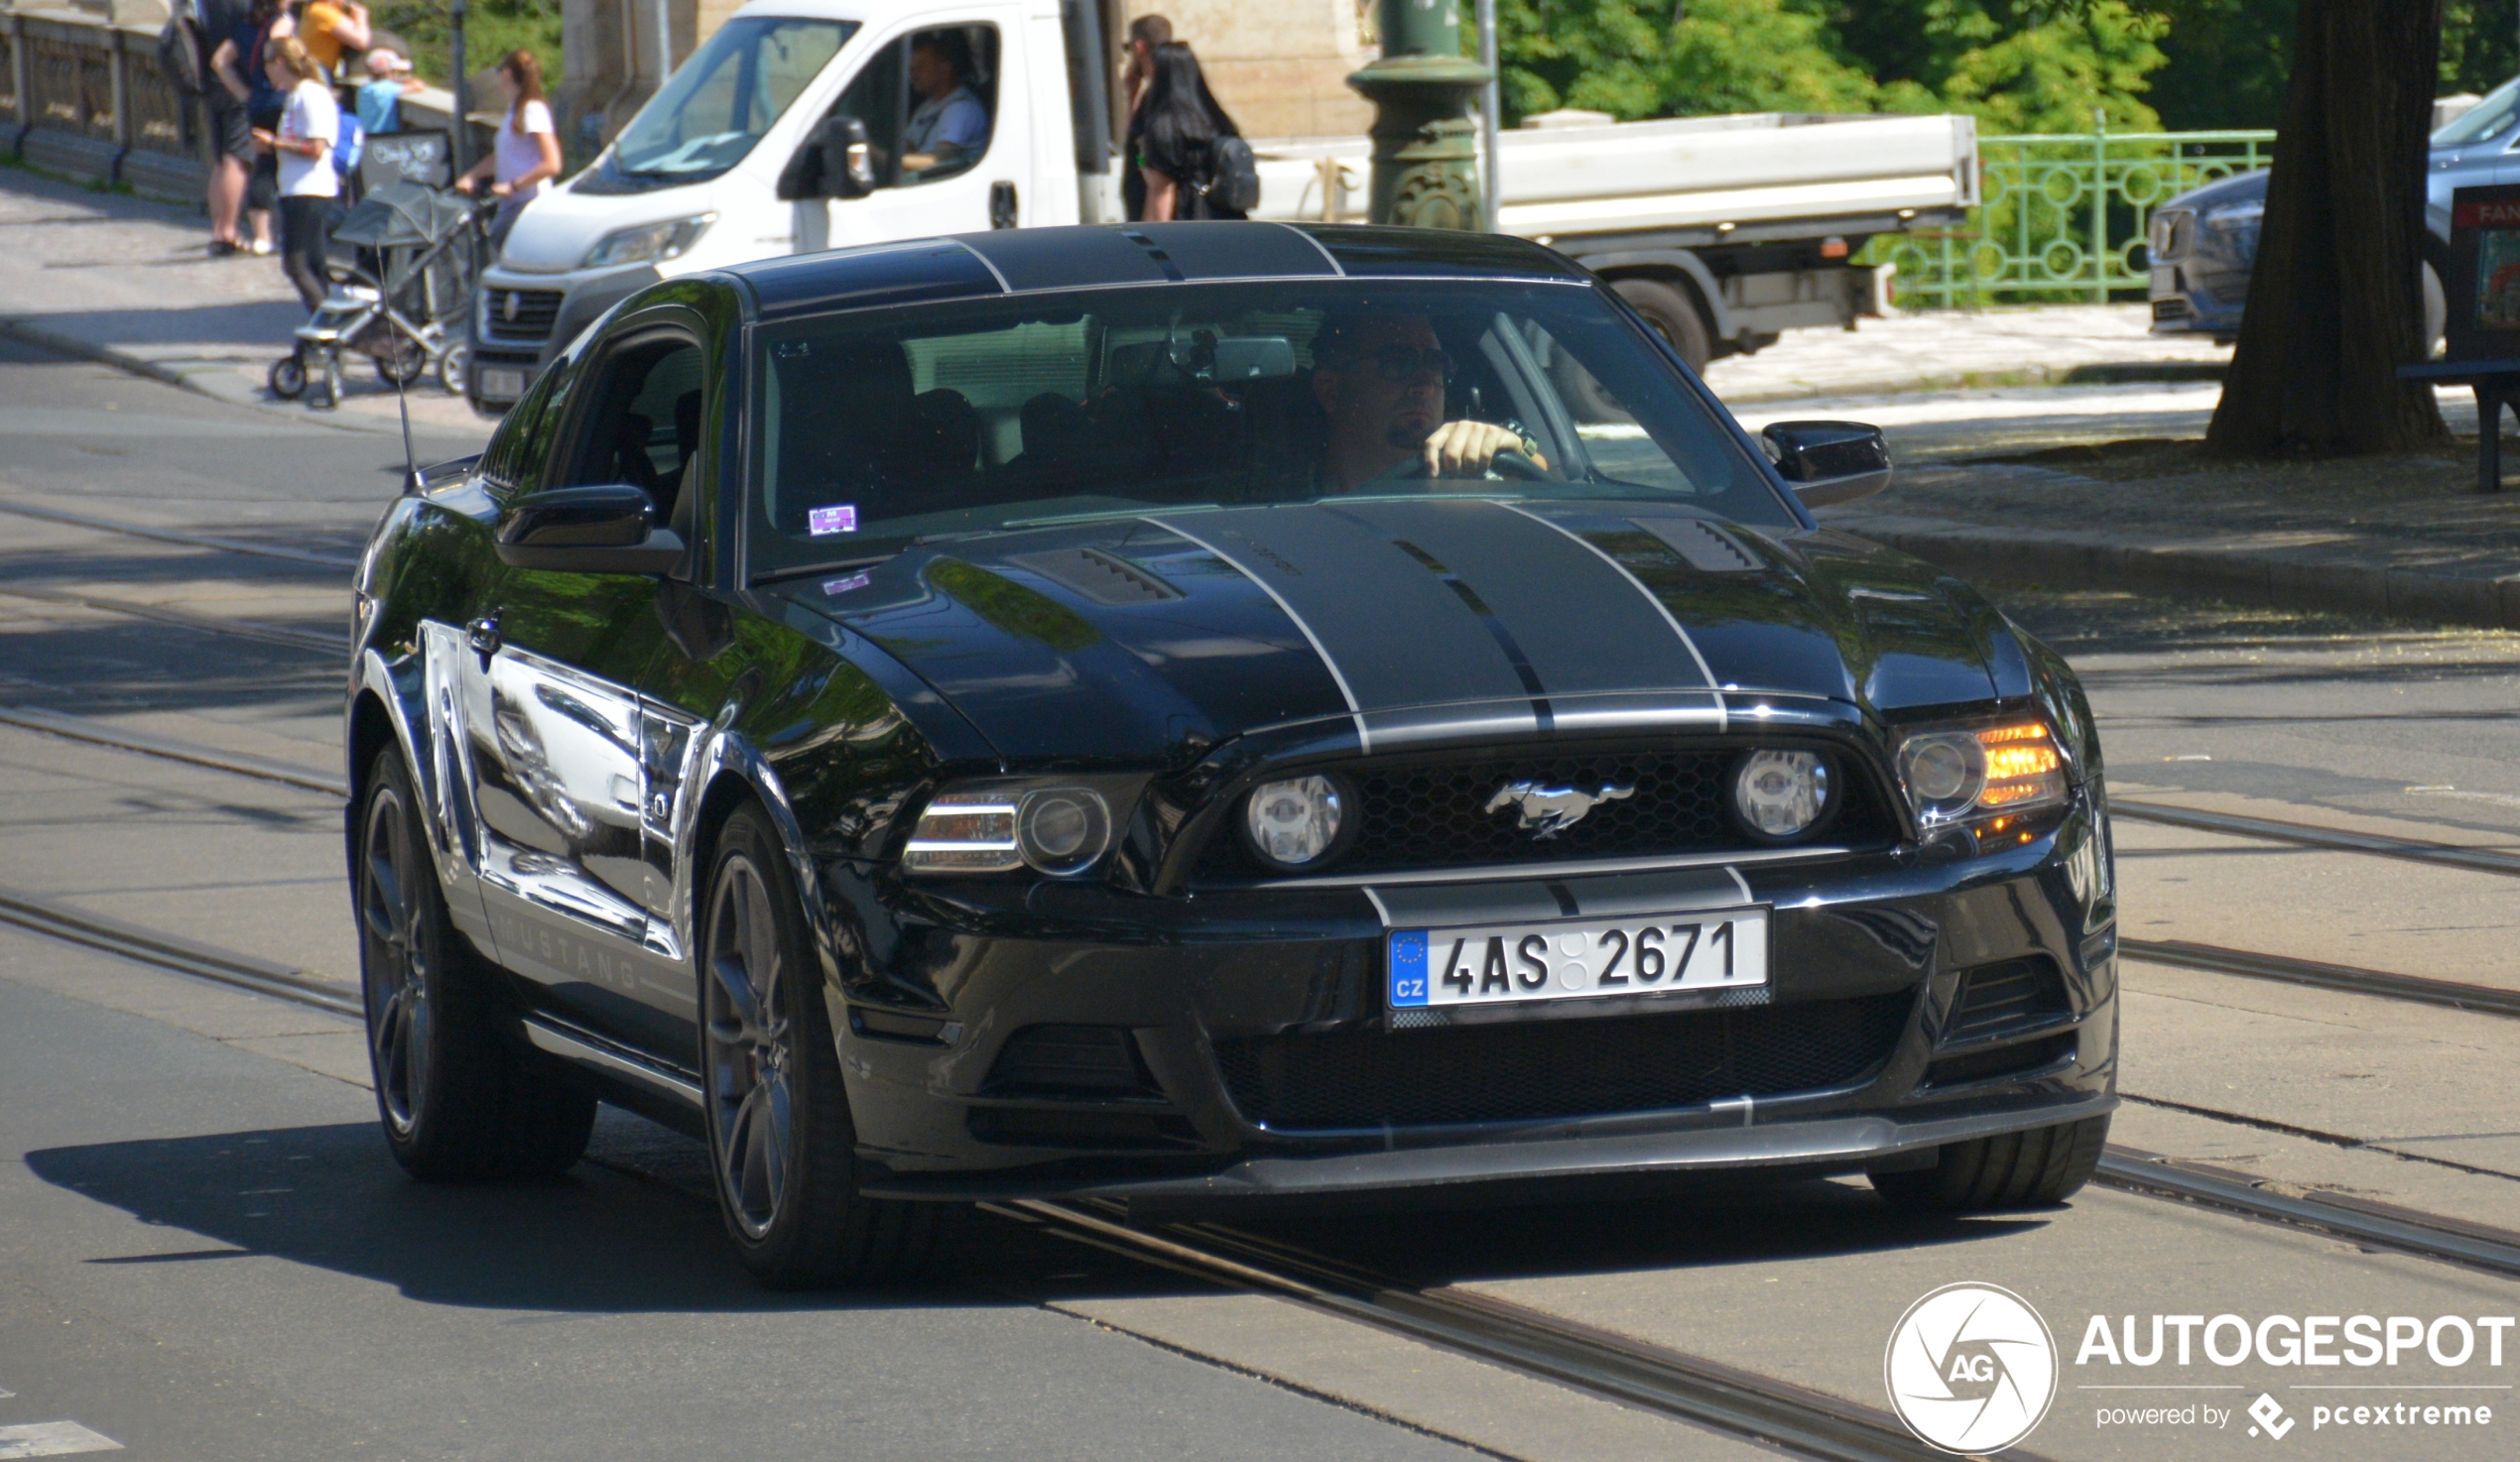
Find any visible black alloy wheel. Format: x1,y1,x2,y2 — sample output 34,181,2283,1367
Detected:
1868,1115,2111,1212
699,804,945,1287
356,747,597,1179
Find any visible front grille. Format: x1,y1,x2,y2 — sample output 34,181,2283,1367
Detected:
1947,957,2070,1041
480,287,564,341
1214,991,1914,1131
1925,1033,2076,1088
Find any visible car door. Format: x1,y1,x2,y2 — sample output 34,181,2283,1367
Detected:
790,14,1027,251
444,316,713,1052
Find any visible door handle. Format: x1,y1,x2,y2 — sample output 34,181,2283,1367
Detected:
989,181,1018,230
467,615,501,667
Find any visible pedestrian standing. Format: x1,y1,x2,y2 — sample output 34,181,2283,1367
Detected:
355,48,420,135
295,0,368,80
1119,13,1169,221
454,50,562,250
195,0,255,255
1134,42,1245,222
210,0,297,256
254,36,338,310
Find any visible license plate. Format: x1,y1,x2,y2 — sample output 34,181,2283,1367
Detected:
1388,909,1769,1011
479,367,526,401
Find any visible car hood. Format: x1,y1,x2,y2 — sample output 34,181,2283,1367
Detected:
772,499,2015,764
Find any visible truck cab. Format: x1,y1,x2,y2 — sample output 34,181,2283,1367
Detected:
469,0,1112,413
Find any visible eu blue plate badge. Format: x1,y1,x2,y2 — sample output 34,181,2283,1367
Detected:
1388,929,1430,1007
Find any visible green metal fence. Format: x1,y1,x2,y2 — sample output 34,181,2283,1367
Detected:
1868,125,2276,307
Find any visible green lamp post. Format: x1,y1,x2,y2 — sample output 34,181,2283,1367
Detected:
1347,0,1492,229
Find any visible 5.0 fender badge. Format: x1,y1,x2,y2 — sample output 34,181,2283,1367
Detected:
1483,781,1635,839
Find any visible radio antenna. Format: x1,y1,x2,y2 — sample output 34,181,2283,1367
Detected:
396,349,420,496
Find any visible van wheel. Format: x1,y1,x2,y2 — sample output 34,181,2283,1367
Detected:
699,803,945,1287
1869,1116,2110,1212
356,747,597,1180
1613,278,1713,376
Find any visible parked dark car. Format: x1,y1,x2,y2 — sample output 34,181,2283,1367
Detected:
346,223,2118,1286
2149,79,2510,342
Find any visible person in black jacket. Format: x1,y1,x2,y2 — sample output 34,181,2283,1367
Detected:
1133,42,1243,222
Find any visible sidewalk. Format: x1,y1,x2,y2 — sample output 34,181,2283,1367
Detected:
1701,303,2231,404
0,167,490,441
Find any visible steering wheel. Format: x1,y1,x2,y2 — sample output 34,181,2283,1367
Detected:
1488,449,1553,482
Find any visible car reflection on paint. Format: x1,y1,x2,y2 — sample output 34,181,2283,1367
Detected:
345,221,2119,1287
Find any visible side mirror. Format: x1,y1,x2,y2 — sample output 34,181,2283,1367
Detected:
494,483,687,575
1763,421,1892,508
819,116,876,199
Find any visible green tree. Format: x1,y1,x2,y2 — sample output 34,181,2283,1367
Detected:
2440,0,2520,96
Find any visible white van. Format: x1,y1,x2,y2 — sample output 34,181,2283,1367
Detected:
470,0,1116,412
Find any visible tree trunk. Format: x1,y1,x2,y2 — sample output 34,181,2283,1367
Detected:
2205,0,2448,457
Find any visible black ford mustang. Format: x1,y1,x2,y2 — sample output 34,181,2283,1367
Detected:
345,223,2117,1286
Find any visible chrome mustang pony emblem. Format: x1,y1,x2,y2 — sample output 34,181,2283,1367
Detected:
1483,781,1635,839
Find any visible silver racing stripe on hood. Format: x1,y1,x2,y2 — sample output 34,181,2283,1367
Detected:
1146,501,1721,750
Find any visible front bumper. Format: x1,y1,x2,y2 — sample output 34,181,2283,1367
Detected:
824,792,2119,1204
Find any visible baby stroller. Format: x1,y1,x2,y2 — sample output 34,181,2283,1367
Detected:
270,182,481,409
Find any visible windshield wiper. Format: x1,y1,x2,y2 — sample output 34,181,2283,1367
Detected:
750,553,896,587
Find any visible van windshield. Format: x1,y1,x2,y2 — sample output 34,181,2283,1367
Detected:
610,17,854,184
747,279,1797,580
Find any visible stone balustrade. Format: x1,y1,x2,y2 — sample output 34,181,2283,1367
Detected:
4,2,204,204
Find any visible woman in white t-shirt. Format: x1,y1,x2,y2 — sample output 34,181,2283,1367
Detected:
251,36,337,310
456,49,562,249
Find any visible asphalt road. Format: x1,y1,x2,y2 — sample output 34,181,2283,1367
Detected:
4,338,2519,1461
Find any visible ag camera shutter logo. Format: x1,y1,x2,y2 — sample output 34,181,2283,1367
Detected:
1886,1282,2060,1453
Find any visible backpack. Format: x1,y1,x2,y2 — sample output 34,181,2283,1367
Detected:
1201,135,1260,218
157,12,203,94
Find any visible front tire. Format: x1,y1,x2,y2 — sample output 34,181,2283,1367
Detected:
1869,1115,2110,1212
356,748,596,1180
268,354,307,400
700,804,944,1287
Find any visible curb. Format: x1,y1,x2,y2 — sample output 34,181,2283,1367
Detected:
1842,516,2520,631
0,315,415,438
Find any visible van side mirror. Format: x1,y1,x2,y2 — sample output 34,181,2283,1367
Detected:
777,116,879,201
494,484,688,575
1762,422,1892,508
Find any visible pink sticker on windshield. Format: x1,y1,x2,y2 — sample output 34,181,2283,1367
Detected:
821,571,872,595
808,504,858,537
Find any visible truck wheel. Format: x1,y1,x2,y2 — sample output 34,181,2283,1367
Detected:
1868,1115,2109,1212
1614,278,1713,376
356,747,597,1180
699,803,946,1288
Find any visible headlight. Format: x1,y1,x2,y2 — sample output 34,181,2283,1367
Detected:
902,788,1111,876
1895,720,2066,827
1732,750,1830,839
581,213,716,269
1242,775,1346,869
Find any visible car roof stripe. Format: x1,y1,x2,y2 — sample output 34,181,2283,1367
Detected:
1490,501,1727,733
952,239,1013,293
1273,222,1348,277
1143,515,1372,754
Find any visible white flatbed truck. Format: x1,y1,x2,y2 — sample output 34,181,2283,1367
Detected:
466,0,1977,412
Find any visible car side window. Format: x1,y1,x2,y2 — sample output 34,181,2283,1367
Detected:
562,336,706,530
478,359,573,498
800,24,997,190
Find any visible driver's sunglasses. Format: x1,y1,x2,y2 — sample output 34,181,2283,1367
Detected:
1361,346,1458,384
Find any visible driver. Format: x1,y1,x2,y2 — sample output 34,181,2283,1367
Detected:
902,31,990,175
1311,312,1548,492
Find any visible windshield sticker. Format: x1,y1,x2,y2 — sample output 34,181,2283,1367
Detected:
821,571,872,595
808,504,858,537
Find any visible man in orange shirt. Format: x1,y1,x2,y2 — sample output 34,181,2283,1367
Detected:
298,0,370,78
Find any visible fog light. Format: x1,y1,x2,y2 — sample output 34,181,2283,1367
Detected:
1243,776,1345,868
1017,790,1110,876
1733,750,1829,838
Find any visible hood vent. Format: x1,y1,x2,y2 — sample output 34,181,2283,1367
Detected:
1633,517,1758,572
1006,548,1184,605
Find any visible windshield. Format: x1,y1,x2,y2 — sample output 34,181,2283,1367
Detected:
2435,75,2520,148
747,279,1796,579
610,18,854,183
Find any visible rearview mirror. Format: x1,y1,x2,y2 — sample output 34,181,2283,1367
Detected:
1762,422,1891,507
493,484,687,575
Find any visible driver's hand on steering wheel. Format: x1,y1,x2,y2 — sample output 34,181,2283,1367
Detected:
1421,421,1549,479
